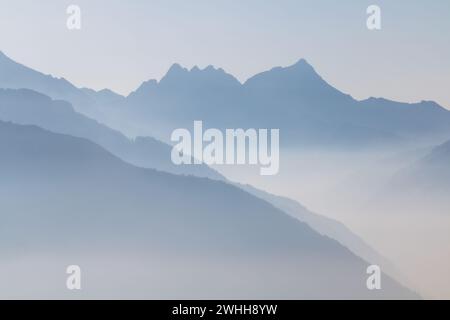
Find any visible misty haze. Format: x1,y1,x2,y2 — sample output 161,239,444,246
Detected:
1,0,449,300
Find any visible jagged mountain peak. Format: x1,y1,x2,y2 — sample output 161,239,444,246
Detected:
244,58,321,85
133,62,241,92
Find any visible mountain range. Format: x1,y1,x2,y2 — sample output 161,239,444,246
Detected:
2,51,450,148
121,60,450,148
0,88,220,180
0,119,418,298
0,87,399,282
2,49,446,298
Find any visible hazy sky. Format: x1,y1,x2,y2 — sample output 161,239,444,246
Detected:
0,0,449,108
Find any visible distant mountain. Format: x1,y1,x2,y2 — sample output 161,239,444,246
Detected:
122,59,450,147
391,139,450,192
0,51,92,112
81,87,125,105
0,88,221,180
363,137,450,219
0,87,401,278
2,51,449,148
420,139,450,169
238,183,399,275
357,98,450,144
0,120,418,299
125,63,245,140
0,51,120,121
126,63,242,123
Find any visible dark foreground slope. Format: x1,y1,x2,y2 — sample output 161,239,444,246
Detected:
0,121,417,299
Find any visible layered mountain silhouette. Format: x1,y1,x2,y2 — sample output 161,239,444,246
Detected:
0,88,221,180
2,51,450,148
0,87,396,279
0,51,119,124
122,60,450,147
238,183,400,276
2,50,445,298
0,120,418,298
0,51,94,113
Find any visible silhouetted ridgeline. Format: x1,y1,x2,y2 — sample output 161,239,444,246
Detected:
0,121,418,299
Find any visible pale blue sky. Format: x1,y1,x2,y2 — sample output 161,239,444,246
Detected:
0,0,449,108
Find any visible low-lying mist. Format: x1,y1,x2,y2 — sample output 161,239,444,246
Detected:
213,146,450,298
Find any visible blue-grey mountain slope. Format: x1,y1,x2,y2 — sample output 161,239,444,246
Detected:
0,88,396,281
122,60,450,147
357,138,450,225
386,139,450,200
0,50,118,121
238,183,400,274
2,51,449,148
412,139,450,187
0,120,418,299
0,88,221,179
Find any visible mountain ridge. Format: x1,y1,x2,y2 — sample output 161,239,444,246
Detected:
0,87,395,273
2,51,449,148
0,119,419,299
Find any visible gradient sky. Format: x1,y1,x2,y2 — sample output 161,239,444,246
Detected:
0,0,449,108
